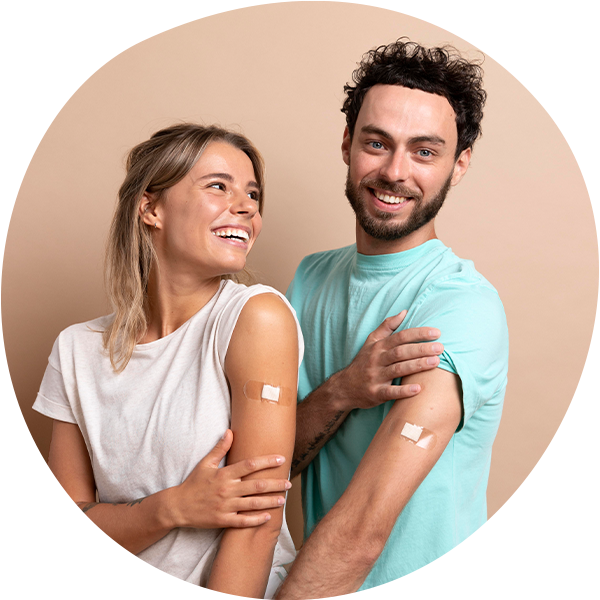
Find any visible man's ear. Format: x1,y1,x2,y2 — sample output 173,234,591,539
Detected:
450,148,472,186
139,192,160,229
341,126,351,166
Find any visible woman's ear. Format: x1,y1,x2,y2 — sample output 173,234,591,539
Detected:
139,192,160,229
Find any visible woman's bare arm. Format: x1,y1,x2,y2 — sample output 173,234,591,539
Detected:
48,420,292,556
207,293,298,598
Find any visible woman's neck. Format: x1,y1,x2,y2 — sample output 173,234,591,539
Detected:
141,269,222,343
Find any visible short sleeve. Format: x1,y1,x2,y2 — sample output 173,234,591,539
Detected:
33,340,77,424
216,283,304,371
405,279,509,429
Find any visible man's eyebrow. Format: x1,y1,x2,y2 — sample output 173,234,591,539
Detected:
359,126,446,147
198,172,259,188
360,125,394,140
408,135,446,146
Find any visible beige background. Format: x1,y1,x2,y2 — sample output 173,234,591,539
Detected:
2,1,597,553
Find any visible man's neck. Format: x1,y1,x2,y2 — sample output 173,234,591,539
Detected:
355,222,438,256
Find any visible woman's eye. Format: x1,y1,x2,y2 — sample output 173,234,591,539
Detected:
209,182,226,191
247,191,259,201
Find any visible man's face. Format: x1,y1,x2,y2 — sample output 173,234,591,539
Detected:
342,84,471,251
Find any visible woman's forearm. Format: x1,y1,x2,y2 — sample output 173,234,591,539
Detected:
207,511,283,598
75,487,177,555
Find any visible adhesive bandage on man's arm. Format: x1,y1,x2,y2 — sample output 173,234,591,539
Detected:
399,422,437,450
243,380,294,406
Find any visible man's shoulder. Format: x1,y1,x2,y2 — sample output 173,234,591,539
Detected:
287,245,356,311
420,248,502,306
297,244,356,273
407,248,508,345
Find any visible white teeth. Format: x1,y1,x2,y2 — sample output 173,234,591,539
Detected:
375,191,408,204
212,228,250,241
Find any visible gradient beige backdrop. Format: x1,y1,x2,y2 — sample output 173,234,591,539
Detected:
2,1,597,555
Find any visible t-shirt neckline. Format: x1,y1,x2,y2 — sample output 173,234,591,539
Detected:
354,239,445,272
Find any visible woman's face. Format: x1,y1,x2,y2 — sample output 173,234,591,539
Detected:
144,141,263,279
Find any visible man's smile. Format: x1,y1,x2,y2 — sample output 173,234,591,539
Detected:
371,188,412,206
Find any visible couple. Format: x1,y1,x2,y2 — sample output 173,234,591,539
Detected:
34,39,508,599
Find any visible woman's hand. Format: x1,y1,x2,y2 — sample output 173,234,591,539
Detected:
170,429,291,530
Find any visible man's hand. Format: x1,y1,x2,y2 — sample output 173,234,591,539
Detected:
291,311,443,478
170,429,291,529
331,310,443,412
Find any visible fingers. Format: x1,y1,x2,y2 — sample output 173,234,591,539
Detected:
366,310,408,343
201,429,234,469
224,494,290,528
238,478,292,496
226,455,286,479
379,382,423,402
225,512,273,528
381,341,444,367
381,326,441,351
235,494,287,512
383,355,441,380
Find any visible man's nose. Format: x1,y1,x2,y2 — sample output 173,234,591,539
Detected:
379,150,410,182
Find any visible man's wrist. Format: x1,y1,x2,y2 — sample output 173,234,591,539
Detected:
325,369,355,413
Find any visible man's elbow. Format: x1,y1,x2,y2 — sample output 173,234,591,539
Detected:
351,517,388,566
322,510,386,571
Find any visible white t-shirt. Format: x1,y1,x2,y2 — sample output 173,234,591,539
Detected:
33,280,303,597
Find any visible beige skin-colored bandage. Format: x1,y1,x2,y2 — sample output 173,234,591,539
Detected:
243,380,294,406
399,422,437,450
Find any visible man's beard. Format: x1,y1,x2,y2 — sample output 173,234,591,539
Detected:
345,170,453,242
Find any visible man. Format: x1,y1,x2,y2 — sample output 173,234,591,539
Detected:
277,39,509,598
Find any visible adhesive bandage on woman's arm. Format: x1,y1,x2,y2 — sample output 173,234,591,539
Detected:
399,422,437,450
243,381,294,406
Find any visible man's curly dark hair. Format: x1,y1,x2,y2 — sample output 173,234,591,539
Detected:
342,38,487,159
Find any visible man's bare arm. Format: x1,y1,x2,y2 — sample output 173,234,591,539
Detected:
278,367,462,599
291,311,444,478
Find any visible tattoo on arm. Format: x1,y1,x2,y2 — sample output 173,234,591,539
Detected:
81,502,99,533
125,497,146,507
76,497,146,514
292,409,346,474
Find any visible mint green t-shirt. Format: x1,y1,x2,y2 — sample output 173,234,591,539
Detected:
286,240,509,589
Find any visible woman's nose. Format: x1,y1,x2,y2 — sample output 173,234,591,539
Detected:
231,190,259,216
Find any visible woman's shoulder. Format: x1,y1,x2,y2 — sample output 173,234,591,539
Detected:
221,279,285,300
46,315,113,370
215,281,304,366
57,314,113,342
219,280,295,318
223,281,303,357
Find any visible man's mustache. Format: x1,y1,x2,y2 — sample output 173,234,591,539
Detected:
360,178,423,202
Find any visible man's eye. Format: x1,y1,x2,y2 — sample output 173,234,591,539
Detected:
418,149,432,157
369,141,384,150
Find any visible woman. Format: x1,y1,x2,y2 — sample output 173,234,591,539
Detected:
33,124,301,598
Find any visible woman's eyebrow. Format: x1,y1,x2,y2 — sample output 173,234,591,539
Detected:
198,173,259,189
199,172,234,181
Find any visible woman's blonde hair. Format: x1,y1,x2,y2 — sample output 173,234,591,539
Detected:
103,123,265,373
